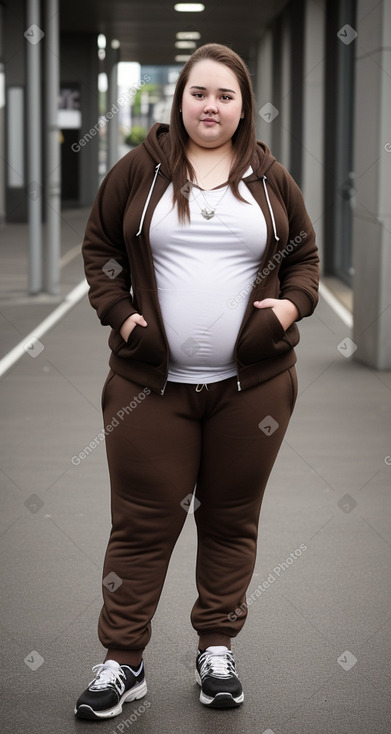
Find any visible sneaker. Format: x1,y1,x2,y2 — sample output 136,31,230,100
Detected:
74,659,147,720
195,645,244,708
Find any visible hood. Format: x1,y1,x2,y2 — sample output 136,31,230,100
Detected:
141,122,171,179
244,140,276,182
141,122,276,180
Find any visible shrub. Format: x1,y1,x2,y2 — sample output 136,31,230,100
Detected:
124,126,147,146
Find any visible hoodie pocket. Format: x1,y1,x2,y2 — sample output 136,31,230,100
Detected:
108,320,166,367
237,307,299,364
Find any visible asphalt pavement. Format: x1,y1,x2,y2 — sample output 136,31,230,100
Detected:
1,208,390,734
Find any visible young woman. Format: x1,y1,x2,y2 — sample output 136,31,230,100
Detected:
75,43,319,719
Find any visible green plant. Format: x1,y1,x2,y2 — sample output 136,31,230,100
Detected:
124,126,148,146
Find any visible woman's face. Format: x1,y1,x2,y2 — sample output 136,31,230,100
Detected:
181,59,244,150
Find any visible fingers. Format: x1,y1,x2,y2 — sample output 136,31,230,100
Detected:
131,313,148,327
253,298,277,309
120,313,148,341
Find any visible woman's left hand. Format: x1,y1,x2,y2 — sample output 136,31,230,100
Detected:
253,298,299,331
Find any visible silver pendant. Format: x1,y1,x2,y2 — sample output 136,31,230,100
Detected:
201,208,215,220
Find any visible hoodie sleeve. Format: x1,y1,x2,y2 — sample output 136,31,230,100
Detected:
275,166,320,320
81,154,138,332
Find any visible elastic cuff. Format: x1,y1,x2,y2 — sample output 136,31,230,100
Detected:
198,633,231,651
101,298,138,331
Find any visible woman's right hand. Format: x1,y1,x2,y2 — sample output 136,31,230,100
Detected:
120,313,148,342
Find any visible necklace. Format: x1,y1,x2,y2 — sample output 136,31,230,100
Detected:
191,183,229,220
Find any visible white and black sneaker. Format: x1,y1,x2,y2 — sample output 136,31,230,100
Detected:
74,659,147,720
195,645,244,708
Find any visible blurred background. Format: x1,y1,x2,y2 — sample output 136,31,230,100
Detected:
0,0,390,367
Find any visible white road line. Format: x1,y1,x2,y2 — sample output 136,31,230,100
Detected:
59,243,82,267
0,279,89,379
318,281,353,328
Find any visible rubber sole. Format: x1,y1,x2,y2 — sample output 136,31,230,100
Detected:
200,690,244,708
74,678,147,720
195,669,244,708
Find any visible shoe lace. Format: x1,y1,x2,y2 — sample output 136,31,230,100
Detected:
89,663,126,692
199,649,236,680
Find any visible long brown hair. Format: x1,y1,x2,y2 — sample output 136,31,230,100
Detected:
169,43,257,223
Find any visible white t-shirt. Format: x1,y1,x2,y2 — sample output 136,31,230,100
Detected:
149,170,267,383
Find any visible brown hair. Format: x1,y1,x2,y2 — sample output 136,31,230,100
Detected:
169,43,257,223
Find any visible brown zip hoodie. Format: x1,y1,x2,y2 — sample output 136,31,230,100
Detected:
82,122,319,394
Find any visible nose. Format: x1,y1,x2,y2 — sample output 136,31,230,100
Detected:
203,97,218,114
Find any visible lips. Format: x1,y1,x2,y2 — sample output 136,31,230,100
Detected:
200,118,219,124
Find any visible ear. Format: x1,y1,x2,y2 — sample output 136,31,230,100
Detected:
240,111,244,119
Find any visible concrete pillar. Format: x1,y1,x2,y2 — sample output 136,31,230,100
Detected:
45,0,61,295
280,13,291,169
255,29,273,148
3,0,28,222
107,61,119,169
301,0,325,263
26,0,43,294
61,33,100,207
0,5,5,224
352,0,391,369
107,45,120,170
271,17,282,160
288,0,305,186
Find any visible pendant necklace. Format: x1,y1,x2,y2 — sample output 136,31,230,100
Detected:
192,183,229,220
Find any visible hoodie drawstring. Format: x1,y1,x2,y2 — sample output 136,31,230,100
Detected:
137,166,278,242
136,163,161,237
262,175,280,242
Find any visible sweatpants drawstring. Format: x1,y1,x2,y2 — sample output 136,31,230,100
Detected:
195,383,209,392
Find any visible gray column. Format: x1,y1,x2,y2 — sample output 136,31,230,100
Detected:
0,61,5,225
45,0,61,295
352,0,391,369
107,46,120,170
301,0,325,263
288,0,305,186
255,30,274,147
280,12,291,169
26,0,43,294
0,5,4,224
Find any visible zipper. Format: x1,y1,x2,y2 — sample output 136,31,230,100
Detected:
233,175,278,383
134,160,170,395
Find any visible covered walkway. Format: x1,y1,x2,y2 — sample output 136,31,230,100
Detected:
0,210,390,733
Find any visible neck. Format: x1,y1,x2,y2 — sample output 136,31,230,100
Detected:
186,138,233,161
186,140,234,190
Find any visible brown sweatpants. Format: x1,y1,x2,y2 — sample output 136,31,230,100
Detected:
98,367,298,664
